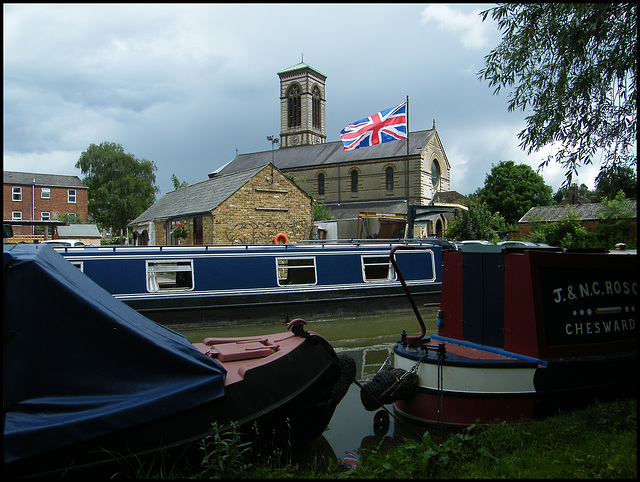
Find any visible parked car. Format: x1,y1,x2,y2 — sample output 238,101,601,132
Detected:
40,239,85,247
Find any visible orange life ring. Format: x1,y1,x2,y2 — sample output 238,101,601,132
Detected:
273,232,289,244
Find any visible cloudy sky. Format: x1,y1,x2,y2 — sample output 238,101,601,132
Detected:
4,3,601,198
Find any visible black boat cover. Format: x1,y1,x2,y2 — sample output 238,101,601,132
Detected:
3,243,226,464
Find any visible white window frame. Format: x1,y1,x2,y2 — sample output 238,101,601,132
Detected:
276,257,317,286
41,187,51,199
146,259,194,292
67,189,77,204
12,187,22,201
12,211,22,221
361,255,396,282
41,212,51,221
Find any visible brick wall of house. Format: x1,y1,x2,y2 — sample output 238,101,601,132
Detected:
3,183,88,236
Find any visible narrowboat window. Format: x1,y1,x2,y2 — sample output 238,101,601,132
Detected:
146,260,194,292
276,257,316,286
362,256,395,281
71,261,83,271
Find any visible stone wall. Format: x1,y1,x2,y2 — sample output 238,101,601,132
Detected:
213,165,313,244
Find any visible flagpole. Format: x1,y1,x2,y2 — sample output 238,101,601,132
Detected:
405,95,412,238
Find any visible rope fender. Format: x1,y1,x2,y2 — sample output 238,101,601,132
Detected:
327,354,356,408
360,367,418,411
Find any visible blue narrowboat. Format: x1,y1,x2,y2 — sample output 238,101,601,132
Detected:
55,241,444,325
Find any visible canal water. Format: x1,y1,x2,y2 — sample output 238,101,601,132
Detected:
167,306,440,468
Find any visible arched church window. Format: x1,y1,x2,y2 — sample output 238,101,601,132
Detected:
431,160,441,189
351,170,358,193
317,173,325,196
312,86,321,129
386,167,394,191
287,84,301,128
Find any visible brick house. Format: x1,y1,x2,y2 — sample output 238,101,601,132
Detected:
3,171,88,239
128,163,313,245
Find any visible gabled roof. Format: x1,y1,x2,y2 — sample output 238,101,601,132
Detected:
519,201,637,223
3,171,86,189
212,130,437,177
130,165,266,224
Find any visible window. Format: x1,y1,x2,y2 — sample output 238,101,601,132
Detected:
431,160,441,189
276,257,316,286
386,167,394,191
287,84,301,128
12,211,22,221
68,213,77,220
68,189,77,204
312,86,321,129
362,256,396,282
317,173,325,196
41,188,50,199
146,260,194,292
41,212,51,221
350,170,358,193
12,187,22,201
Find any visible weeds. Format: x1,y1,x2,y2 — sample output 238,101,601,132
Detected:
197,421,253,478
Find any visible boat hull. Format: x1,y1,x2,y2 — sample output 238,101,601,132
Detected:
393,338,636,426
4,331,343,478
3,243,349,478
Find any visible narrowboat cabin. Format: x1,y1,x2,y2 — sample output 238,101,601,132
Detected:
55,241,444,325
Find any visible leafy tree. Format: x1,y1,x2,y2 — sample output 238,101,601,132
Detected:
595,164,637,200
478,4,637,185
54,213,84,224
313,201,333,221
528,211,596,249
445,202,508,243
595,191,636,249
76,142,159,235
475,161,553,225
171,174,189,190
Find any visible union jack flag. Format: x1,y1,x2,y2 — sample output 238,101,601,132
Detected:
340,102,407,151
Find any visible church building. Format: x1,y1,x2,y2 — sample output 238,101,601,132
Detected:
211,62,458,239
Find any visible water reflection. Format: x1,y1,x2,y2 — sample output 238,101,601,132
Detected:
168,308,440,469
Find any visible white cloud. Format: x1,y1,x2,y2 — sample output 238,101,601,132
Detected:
420,4,492,50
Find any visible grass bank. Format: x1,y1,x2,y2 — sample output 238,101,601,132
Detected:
117,397,636,478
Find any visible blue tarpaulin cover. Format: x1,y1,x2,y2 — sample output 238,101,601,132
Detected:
3,243,226,464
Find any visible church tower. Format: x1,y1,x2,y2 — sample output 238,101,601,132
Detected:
277,62,326,148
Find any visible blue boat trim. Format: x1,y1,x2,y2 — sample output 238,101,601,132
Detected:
430,334,549,367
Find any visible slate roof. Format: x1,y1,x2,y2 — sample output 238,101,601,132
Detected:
323,200,410,220
212,130,437,177
519,201,637,223
130,165,266,224
3,171,86,188
57,224,101,238
430,190,469,206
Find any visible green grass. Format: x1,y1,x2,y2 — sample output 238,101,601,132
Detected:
113,397,636,479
